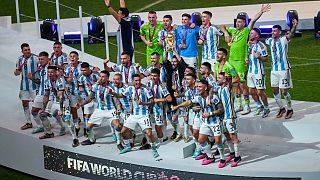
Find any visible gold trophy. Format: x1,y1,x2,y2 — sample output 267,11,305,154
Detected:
166,33,175,52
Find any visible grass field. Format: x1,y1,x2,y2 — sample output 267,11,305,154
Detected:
0,0,319,178
1,0,318,23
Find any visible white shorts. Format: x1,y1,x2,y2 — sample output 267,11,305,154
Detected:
124,115,152,131
88,109,118,125
83,101,94,115
247,73,266,89
199,123,222,137
119,112,130,123
45,100,70,120
19,90,36,101
32,95,44,109
271,70,293,89
192,112,201,130
201,58,216,71
223,118,238,134
150,114,165,126
181,56,198,69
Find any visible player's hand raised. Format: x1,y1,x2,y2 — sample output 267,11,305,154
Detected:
261,4,271,13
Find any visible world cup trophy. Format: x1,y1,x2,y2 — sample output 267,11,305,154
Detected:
166,33,175,52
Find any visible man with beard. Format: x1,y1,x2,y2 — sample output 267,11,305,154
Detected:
247,28,270,117
50,41,68,72
158,15,177,61
220,4,271,114
265,20,298,119
14,43,39,130
104,51,145,85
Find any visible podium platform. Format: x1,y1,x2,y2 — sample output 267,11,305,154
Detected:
0,24,320,180
1,98,320,180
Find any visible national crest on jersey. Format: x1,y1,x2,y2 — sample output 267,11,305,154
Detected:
64,63,82,95
192,95,221,125
92,83,116,111
151,83,170,116
112,63,145,85
78,72,100,97
45,77,66,102
265,36,290,71
248,41,268,75
50,52,68,66
199,25,221,61
35,64,49,96
122,86,153,116
112,83,131,112
16,54,39,91
217,85,237,119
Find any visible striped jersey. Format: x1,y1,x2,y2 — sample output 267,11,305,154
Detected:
192,95,221,125
112,83,131,113
92,83,116,111
35,64,49,96
50,52,68,66
158,28,177,60
122,86,153,116
78,71,100,97
199,25,221,61
184,86,198,101
217,85,237,120
143,65,167,83
248,41,268,75
150,83,170,116
45,77,67,102
112,63,145,85
16,54,39,91
64,63,82,96
265,36,291,71
204,74,217,89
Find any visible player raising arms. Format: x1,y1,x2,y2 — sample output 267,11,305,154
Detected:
265,19,298,119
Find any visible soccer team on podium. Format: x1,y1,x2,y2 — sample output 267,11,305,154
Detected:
14,0,298,168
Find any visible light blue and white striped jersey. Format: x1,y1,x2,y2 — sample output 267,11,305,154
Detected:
92,83,116,111
78,71,100,97
184,86,198,101
64,63,82,96
122,86,153,116
199,25,221,61
248,41,268,75
112,63,145,85
16,54,39,91
143,65,167,83
192,95,221,125
45,77,66,102
158,28,177,60
217,85,237,120
35,64,49,96
112,83,131,112
50,52,68,66
265,36,290,71
151,84,170,116
172,70,183,93
204,74,218,89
